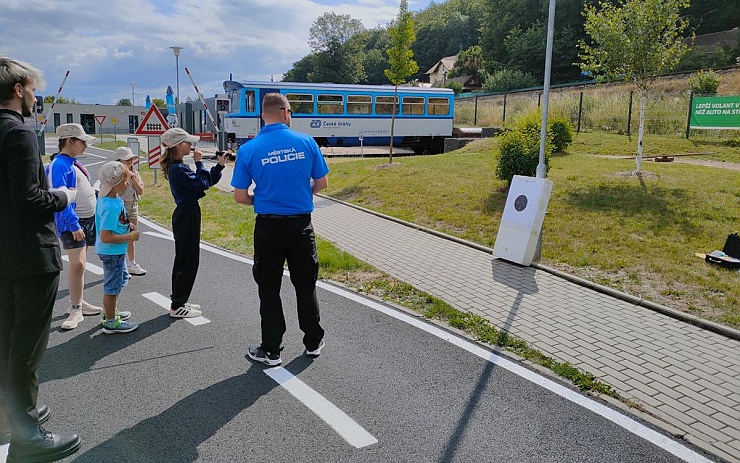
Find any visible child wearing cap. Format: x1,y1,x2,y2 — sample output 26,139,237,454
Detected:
114,147,146,276
159,127,226,318
95,161,140,334
46,123,103,330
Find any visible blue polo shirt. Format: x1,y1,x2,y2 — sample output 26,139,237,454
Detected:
231,123,329,215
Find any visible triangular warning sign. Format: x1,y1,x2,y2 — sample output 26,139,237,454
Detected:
135,105,170,135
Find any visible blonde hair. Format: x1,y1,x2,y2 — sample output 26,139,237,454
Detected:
0,55,45,104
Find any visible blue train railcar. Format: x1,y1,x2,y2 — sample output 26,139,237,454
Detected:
222,80,454,154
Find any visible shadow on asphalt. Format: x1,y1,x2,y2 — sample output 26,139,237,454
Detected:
438,259,538,463
70,357,314,462
40,316,177,383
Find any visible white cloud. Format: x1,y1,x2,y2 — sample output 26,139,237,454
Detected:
1,0,416,104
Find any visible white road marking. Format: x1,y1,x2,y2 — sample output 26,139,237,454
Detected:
142,292,211,326
138,217,710,462
144,231,173,241
62,255,103,275
265,367,378,449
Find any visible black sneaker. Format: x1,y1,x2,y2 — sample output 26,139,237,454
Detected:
246,345,281,366
305,339,325,357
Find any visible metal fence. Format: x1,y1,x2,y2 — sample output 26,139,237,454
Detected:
454,84,737,139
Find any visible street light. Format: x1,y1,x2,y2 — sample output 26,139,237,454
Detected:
130,82,136,111
170,46,183,107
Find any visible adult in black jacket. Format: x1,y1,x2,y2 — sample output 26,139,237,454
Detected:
0,55,81,462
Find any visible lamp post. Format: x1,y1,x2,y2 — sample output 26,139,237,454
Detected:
130,82,135,111
130,82,136,134
170,46,183,106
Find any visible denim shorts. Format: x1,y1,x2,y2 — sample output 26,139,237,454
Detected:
98,253,130,296
60,216,96,250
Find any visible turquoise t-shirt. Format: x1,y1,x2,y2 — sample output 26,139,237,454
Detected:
95,196,130,256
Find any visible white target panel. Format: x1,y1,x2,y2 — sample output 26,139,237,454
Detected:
492,175,553,266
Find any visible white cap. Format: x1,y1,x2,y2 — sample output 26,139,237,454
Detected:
114,146,136,161
161,127,199,148
97,161,126,197
56,123,95,142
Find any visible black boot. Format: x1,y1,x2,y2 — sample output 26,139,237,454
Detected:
7,425,80,463
37,403,51,424
0,404,51,446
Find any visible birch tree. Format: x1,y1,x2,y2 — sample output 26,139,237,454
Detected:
578,0,690,174
385,0,419,163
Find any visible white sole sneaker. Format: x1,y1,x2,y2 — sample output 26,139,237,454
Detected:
170,306,202,318
128,265,147,276
306,339,325,357
61,312,84,330
80,300,102,316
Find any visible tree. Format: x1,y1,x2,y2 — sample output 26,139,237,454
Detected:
116,98,131,106
43,96,78,104
152,98,167,109
384,0,419,163
448,45,485,80
307,12,366,83
309,12,365,53
283,54,317,82
578,0,690,174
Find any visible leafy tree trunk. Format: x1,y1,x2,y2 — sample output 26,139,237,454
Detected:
636,90,646,174
389,85,398,164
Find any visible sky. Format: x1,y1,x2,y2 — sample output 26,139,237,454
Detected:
2,0,426,105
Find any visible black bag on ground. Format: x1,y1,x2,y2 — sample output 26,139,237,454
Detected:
722,232,740,258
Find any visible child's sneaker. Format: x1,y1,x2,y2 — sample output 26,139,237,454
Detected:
101,317,138,334
127,262,147,276
80,300,102,316
101,311,131,322
61,307,84,330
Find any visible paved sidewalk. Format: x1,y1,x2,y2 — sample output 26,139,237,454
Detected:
309,196,740,463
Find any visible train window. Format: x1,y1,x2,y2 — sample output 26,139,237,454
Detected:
286,93,314,114
428,97,450,115
402,96,425,115
318,94,344,114
347,95,371,114
245,90,256,113
375,96,399,115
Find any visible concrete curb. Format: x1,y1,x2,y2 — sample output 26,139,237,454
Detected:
316,194,740,342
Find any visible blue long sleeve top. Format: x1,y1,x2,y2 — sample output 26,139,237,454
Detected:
167,160,224,207
45,154,80,233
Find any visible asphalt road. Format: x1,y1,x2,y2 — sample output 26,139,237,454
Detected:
0,147,720,463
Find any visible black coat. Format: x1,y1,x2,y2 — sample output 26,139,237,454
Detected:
0,109,68,278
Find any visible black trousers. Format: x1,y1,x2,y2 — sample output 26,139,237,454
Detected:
0,272,59,438
170,203,201,309
253,215,324,353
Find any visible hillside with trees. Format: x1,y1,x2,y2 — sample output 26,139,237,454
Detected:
282,0,740,90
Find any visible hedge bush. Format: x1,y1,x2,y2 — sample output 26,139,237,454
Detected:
495,110,575,183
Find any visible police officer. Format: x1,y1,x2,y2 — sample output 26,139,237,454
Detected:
232,92,329,366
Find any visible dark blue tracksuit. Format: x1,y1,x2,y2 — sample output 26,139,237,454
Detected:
167,160,224,309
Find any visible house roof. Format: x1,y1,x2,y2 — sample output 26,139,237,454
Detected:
693,27,740,51
426,55,459,75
